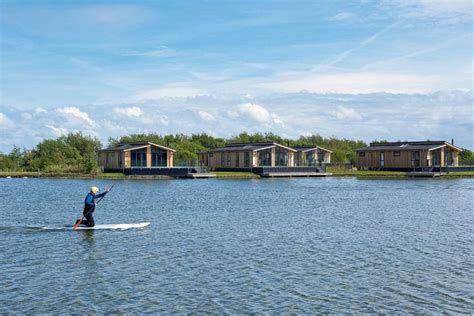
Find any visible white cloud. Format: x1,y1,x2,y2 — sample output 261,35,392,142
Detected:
126,46,180,58
238,103,272,123
259,71,441,94
332,106,363,120
198,111,216,122
0,91,472,152
21,113,32,120
113,106,144,117
35,107,47,114
0,113,14,128
131,86,205,101
384,0,472,17
46,125,68,137
56,107,95,126
329,12,355,21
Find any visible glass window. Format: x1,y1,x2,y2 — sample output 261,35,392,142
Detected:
380,152,385,167
305,151,315,166
235,153,239,167
275,147,288,166
258,149,272,166
151,148,167,167
411,151,420,167
131,150,147,167
244,152,250,167
445,149,453,166
318,149,326,162
359,152,365,157
221,153,225,167
393,151,400,157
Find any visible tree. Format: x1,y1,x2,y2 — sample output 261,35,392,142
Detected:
459,148,474,165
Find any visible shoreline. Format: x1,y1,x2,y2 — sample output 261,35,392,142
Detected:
1,171,474,179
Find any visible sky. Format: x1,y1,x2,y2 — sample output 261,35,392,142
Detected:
0,0,472,151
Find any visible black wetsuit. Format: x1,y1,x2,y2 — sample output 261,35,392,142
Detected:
82,191,108,227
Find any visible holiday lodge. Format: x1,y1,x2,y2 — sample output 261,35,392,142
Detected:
356,140,462,171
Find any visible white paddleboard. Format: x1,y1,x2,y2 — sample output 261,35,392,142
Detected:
42,222,150,230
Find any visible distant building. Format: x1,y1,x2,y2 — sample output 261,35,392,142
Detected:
198,142,332,170
293,146,332,166
356,141,462,171
98,141,175,170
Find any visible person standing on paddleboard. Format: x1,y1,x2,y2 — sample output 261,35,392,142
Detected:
76,186,110,227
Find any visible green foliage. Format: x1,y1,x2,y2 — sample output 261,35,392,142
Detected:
0,132,101,174
459,148,474,165
110,132,368,166
5,130,472,174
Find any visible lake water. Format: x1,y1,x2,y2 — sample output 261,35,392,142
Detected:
0,177,473,313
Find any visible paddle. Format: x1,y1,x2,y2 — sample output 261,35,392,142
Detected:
73,184,115,230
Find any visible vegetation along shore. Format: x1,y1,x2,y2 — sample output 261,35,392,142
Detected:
1,132,473,178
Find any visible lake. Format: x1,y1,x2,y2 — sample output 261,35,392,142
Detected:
0,177,473,313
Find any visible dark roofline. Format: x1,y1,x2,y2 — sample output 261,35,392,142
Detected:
364,140,462,152
224,142,276,147
369,141,446,146
98,141,176,152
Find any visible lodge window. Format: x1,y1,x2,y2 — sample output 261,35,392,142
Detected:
244,152,250,167
118,153,122,168
305,151,315,166
380,152,385,167
411,151,420,167
221,153,225,167
317,149,326,163
131,150,147,167
227,153,231,167
444,149,453,166
275,147,288,166
393,151,400,157
258,149,272,166
151,148,167,167
359,152,365,157
235,153,239,167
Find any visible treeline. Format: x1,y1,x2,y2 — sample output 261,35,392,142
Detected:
2,132,473,173
108,132,367,165
0,133,101,173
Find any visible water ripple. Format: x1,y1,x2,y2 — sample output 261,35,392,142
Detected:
0,178,473,313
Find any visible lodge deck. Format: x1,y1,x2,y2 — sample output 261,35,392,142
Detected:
408,172,447,177
186,173,216,178
261,172,332,178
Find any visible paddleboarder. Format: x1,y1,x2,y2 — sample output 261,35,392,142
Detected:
75,186,110,227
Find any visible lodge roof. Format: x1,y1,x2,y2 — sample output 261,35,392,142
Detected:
292,146,333,153
207,142,297,153
357,141,462,152
98,141,176,152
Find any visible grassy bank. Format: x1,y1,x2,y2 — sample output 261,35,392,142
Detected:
0,171,95,179
2,170,473,179
444,171,474,177
213,171,260,179
327,168,408,177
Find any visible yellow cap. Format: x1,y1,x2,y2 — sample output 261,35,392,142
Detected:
90,186,99,193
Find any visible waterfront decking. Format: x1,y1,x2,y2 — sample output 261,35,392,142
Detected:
260,172,332,178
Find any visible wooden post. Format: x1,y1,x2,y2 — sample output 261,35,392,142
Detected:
146,146,151,168
271,147,276,167
168,151,174,167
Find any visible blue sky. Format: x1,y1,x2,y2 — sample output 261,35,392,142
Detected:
0,0,472,151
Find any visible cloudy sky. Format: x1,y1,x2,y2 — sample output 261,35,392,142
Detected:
0,0,472,151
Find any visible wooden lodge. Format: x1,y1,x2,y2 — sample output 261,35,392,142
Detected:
293,146,332,166
356,140,462,171
198,142,332,176
98,141,175,169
